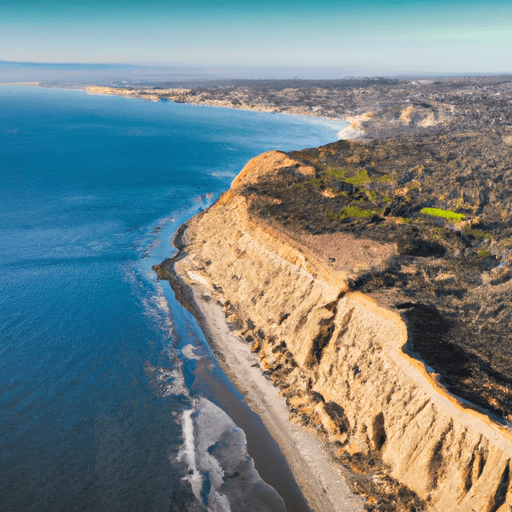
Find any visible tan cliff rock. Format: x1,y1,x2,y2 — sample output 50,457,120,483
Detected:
161,151,512,511
339,104,453,139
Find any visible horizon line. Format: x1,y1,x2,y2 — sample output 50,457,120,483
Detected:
1,60,511,80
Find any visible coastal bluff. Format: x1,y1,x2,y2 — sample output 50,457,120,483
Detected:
157,149,512,512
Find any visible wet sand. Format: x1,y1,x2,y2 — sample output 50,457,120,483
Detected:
188,345,313,512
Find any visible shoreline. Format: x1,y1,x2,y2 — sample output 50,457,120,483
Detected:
83,85,352,136
0,81,40,87
156,145,512,511
83,85,342,119
157,232,364,512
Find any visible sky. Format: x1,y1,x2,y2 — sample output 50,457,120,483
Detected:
1,0,512,75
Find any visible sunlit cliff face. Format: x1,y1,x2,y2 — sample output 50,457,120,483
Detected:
164,147,512,511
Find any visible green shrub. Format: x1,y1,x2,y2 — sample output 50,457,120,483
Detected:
420,207,465,222
477,249,492,258
467,229,494,240
366,189,378,202
338,206,379,220
306,177,323,188
324,168,372,184
342,169,372,186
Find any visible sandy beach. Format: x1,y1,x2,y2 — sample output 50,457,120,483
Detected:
163,253,364,512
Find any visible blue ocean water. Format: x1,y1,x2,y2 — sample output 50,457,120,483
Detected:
0,86,344,511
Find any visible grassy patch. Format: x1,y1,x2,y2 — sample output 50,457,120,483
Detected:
300,167,372,189
341,169,372,186
478,249,492,258
324,167,374,185
465,228,494,240
295,177,323,190
366,189,378,202
327,206,379,221
420,207,465,223
300,166,394,198
338,206,379,220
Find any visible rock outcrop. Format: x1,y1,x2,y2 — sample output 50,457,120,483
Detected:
162,151,512,511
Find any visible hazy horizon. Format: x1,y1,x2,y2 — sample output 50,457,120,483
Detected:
1,0,511,77
1,59,511,85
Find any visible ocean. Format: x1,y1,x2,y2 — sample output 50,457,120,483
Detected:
0,85,345,511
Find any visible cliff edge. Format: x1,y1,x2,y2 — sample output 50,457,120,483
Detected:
157,146,512,512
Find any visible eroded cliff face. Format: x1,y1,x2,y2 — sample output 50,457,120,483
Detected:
163,151,512,512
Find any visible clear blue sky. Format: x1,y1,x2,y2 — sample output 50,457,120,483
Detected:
1,0,511,74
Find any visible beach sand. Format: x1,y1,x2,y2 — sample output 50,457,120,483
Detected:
166,261,364,512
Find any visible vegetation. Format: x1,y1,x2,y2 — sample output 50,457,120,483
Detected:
339,168,372,185
366,189,378,202
240,87,512,426
309,162,395,185
420,207,465,222
464,227,494,240
432,227,444,240
326,167,395,186
296,166,396,215
330,206,380,220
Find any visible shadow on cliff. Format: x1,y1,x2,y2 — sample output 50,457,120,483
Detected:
350,264,512,422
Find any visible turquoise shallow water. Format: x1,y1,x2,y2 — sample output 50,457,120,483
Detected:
0,86,344,511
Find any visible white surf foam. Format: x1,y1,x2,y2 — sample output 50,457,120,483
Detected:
145,363,188,398
176,397,285,512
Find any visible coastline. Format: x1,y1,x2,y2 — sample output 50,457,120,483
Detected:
93,83,359,508
156,228,364,512
0,81,40,87
156,145,512,511
81,81,457,140
8,77,512,510
83,85,352,136
83,78,512,508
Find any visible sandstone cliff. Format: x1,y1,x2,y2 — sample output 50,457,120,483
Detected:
160,151,512,512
